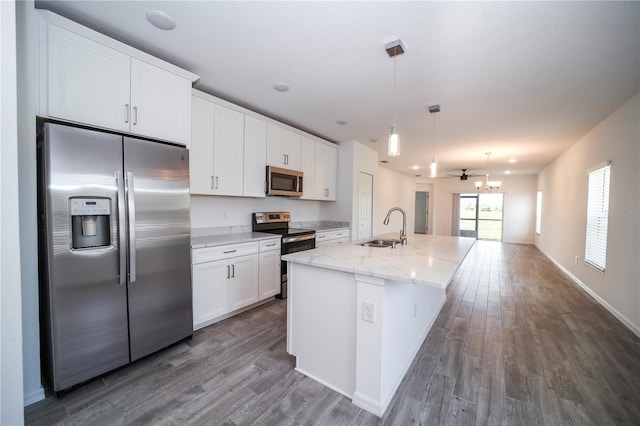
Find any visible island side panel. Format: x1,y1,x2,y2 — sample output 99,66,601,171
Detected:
352,275,447,417
287,263,357,398
379,280,446,408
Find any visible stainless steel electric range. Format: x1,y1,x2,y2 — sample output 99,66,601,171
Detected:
252,212,316,299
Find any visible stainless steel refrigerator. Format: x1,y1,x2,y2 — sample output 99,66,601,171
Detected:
37,122,192,393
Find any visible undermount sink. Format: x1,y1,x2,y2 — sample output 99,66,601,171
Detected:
359,238,401,248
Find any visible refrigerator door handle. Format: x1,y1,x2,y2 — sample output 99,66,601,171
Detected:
126,171,137,283
116,171,127,285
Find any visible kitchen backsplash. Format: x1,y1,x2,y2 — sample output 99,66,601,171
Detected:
190,194,327,230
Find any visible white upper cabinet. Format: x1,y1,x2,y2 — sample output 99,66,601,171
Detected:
300,137,315,200
47,23,131,133
189,88,336,200
129,58,192,144
189,96,215,195
41,12,198,145
314,142,338,201
190,90,267,197
243,115,267,198
267,123,301,170
212,104,245,196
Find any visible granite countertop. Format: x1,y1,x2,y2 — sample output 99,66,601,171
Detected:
282,233,475,288
191,232,280,249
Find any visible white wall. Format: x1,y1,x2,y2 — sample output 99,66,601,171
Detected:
190,195,324,229
16,0,44,406
1,0,26,422
419,174,537,244
373,167,415,236
323,140,379,240
322,141,354,223
536,93,640,335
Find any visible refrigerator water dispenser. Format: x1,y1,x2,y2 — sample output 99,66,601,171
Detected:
70,198,111,249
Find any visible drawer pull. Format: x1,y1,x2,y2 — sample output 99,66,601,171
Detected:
265,243,276,247
223,249,237,254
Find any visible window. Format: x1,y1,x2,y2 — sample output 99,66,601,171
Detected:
535,190,542,235
585,163,611,272
458,193,504,241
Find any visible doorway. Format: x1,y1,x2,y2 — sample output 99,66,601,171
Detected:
414,191,429,234
459,193,504,241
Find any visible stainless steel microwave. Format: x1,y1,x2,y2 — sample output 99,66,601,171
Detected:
266,166,303,196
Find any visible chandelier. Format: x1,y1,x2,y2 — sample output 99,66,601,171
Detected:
475,152,502,192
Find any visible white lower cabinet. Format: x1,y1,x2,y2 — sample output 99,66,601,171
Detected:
316,228,351,247
192,238,280,330
228,254,259,311
192,259,230,326
259,245,281,299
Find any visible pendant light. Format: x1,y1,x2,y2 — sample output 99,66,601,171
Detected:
475,152,502,192
385,39,405,157
428,104,440,177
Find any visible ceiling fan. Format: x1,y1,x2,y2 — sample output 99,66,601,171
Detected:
445,169,481,181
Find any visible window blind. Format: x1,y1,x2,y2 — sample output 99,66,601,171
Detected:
584,164,610,272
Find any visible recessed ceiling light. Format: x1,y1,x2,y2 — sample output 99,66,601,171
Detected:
146,10,176,31
336,120,348,125
508,158,517,163
273,82,290,92
369,138,378,143
505,170,512,175
380,160,389,164
415,174,421,177
412,165,419,170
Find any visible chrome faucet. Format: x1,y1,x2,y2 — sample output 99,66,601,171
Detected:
383,207,408,245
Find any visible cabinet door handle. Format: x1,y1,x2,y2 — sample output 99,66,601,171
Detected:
223,249,237,254
210,176,215,189
231,264,235,278
125,104,130,124
214,176,219,189
265,243,276,247
318,235,326,239
226,265,230,279
133,106,138,125
325,188,329,197
284,154,288,165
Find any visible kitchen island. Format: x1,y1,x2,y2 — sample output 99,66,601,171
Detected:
283,233,475,417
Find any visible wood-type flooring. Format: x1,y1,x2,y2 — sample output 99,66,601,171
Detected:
25,242,640,425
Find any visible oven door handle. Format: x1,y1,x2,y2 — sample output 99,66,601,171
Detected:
282,233,316,244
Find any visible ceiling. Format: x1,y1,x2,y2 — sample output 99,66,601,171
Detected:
36,1,640,179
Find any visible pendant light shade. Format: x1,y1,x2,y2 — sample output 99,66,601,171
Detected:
385,39,405,158
428,104,440,177
388,125,400,157
430,158,438,177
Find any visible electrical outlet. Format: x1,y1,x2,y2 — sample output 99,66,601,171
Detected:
362,302,375,323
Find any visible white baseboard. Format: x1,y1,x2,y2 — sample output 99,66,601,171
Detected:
294,367,353,401
24,386,45,406
352,391,384,417
536,245,640,338
502,240,534,245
